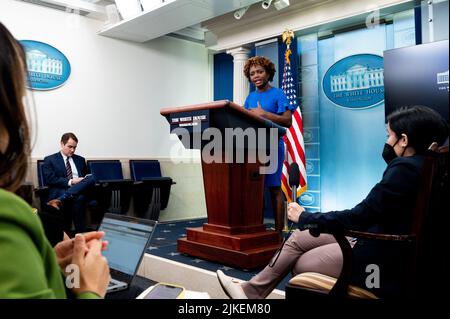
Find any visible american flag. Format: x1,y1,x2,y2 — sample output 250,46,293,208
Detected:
280,31,307,202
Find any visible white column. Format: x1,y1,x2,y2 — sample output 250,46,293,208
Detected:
226,47,251,106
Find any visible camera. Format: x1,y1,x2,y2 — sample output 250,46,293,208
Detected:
234,6,249,20
262,0,273,9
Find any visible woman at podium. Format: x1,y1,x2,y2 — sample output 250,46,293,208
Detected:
243,56,296,233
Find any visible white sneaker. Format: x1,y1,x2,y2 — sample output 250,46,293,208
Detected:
216,270,248,299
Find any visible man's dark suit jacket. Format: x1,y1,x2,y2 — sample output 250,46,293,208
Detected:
42,152,88,200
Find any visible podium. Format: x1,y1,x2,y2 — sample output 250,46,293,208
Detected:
160,100,285,269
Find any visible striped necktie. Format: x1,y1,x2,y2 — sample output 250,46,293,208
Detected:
66,157,73,180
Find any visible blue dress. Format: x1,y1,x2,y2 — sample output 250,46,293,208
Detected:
244,87,295,187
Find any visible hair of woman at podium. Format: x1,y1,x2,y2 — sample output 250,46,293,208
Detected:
243,56,276,82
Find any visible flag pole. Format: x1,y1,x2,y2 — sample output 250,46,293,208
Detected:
282,29,295,234
283,131,290,233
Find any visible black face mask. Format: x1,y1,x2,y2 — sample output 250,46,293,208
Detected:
382,143,398,165
382,135,408,164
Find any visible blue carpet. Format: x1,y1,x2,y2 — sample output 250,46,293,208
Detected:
146,218,291,291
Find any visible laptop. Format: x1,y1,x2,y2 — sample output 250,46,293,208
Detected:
98,213,157,293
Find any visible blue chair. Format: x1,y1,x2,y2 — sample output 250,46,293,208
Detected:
34,160,65,244
35,160,50,210
87,160,133,215
129,160,175,220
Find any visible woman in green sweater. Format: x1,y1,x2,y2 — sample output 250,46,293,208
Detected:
0,22,110,299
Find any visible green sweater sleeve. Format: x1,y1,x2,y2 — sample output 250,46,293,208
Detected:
0,190,105,299
77,292,101,299
0,222,101,299
0,190,67,298
0,221,60,298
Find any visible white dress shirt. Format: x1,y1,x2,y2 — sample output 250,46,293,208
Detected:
61,152,79,186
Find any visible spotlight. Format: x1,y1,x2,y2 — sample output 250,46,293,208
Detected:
274,0,290,10
262,0,273,9
234,6,250,19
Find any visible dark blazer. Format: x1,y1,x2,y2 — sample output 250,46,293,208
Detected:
42,152,88,200
298,155,424,298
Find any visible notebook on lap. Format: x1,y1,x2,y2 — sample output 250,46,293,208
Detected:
98,213,157,293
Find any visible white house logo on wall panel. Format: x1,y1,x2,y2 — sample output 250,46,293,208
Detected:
20,40,71,90
306,161,314,175
437,70,449,92
323,54,384,109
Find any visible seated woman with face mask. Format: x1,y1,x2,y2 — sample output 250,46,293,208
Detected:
217,105,448,299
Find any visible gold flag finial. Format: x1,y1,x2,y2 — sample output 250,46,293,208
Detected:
282,29,294,46
282,29,294,65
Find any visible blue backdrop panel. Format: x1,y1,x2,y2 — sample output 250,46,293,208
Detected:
213,52,233,101
318,26,390,212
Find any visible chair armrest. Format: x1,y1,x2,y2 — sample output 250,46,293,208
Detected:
34,186,49,195
97,179,133,184
345,230,415,242
95,180,134,193
307,227,416,298
142,177,172,182
96,179,133,187
133,178,174,190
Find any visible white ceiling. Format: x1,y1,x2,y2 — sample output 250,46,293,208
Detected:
98,0,268,43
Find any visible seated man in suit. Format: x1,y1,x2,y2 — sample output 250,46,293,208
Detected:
43,132,96,233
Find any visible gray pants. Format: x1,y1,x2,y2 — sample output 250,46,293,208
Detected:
242,229,350,299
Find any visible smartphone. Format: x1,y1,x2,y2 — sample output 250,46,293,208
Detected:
143,283,185,299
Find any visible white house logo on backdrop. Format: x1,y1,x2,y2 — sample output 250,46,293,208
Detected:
20,40,71,90
306,161,314,175
299,192,315,206
323,54,384,109
303,129,313,143
437,70,449,92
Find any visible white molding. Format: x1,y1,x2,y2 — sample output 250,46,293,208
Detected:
172,25,206,41
255,37,279,46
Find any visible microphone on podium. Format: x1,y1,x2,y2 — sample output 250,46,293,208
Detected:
283,162,300,232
